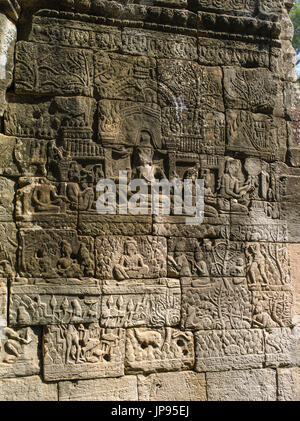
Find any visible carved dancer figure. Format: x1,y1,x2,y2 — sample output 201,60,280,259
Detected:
246,243,269,286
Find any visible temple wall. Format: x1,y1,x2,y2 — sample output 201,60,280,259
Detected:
0,0,299,401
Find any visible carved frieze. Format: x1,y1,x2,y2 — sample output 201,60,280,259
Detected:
19,230,94,279
15,42,94,96
10,278,101,326
125,327,194,373
101,278,180,328
195,329,265,372
96,236,167,280
43,324,125,381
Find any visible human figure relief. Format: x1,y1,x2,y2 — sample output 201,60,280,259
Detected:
2,327,32,364
246,243,269,287
32,178,65,213
114,239,149,281
132,131,166,183
218,157,254,214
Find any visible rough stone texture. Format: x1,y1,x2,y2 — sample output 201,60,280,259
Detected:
137,371,206,401
0,376,57,401
277,367,300,401
0,0,298,402
59,376,138,401
0,327,40,378
206,369,277,401
0,13,16,116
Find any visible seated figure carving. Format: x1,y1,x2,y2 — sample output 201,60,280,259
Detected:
114,239,149,280
218,157,254,214
32,178,65,213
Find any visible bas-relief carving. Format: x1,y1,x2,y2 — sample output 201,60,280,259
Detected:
10,278,101,327
15,42,94,96
0,327,40,378
96,236,167,280
125,328,194,373
43,324,125,381
101,278,181,328
0,0,297,402
19,230,94,278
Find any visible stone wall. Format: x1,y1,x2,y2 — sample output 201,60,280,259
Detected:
0,0,299,401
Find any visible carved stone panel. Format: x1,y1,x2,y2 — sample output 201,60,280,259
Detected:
94,52,157,102
224,68,279,114
226,110,287,161
198,37,269,68
96,236,167,280
0,327,40,378
182,279,252,330
245,243,291,290
122,28,197,60
10,278,101,326
125,328,194,374
101,278,180,328
43,324,125,381
158,61,224,111
15,42,94,96
195,329,265,372
19,230,94,279
168,238,246,278
30,16,122,51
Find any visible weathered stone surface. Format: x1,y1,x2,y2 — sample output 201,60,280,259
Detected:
277,367,300,401
0,0,20,23
10,278,101,326
125,328,194,374
0,13,16,116
0,376,57,401
288,244,300,317
158,61,224,111
19,229,94,279
226,110,287,161
94,52,157,102
137,371,206,401
96,236,167,280
43,324,125,381
0,279,6,323
30,16,122,51
0,0,297,403
122,28,197,60
5,95,96,139
195,329,265,372
0,177,14,222
224,68,279,114
15,42,94,96
182,279,252,330
0,223,17,277
264,328,298,367
198,37,270,68
206,369,277,401
0,327,40,378
59,376,138,401
101,278,180,328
